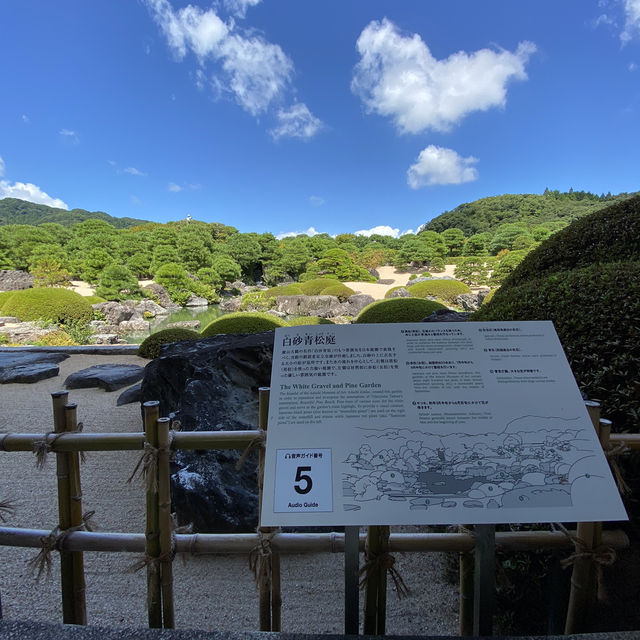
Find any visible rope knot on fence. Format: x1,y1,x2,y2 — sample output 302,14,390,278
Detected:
249,529,276,591
28,511,98,581
358,550,411,599
128,433,175,492
236,429,266,471
32,432,63,469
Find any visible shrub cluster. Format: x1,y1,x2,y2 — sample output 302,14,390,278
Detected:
201,312,288,337
473,261,640,430
0,288,93,325
354,298,447,324
407,279,471,303
287,316,335,326
138,328,200,359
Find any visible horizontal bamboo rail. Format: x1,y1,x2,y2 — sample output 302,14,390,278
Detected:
3,429,639,453
0,527,628,555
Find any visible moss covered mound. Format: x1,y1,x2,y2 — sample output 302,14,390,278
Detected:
287,316,335,326
1,288,93,324
265,284,305,297
319,282,355,301
298,278,340,295
407,279,471,303
473,262,640,430
502,195,640,287
83,295,107,304
354,298,447,324
201,312,288,337
138,328,200,359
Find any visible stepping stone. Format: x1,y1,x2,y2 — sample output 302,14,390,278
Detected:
0,352,69,384
116,382,142,406
64,364,145,392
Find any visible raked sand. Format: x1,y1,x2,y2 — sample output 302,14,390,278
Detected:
0,354,459,634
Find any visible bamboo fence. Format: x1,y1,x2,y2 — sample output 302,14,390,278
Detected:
0,392,636,635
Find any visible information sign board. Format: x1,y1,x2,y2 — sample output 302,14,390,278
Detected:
260,322,628,526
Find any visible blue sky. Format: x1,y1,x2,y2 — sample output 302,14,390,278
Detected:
1,1,639,238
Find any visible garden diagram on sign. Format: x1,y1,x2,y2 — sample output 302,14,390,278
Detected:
342,415,599,514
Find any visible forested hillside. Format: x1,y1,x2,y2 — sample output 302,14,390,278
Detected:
423,190,637,236
0,198,148,228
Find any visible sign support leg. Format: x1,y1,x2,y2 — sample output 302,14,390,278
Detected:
473,524,495,637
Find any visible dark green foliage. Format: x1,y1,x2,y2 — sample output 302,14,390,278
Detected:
454,258,490,285
500,195,640,288
424,191,636,236
95,264,140,301
354,298,447,324
490,250,528,285
318,282,356,301
1,288,93,324
301,248,376,282
287,316,335,326
407,279,471,303
473,262,640,430
138,328,200,359
201,312,288,337
0,197,149,228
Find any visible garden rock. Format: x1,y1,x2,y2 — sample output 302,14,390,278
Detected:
65,363,145,391
456,293,481,312
141,283,181,311
89,333,122,345
0,317,20,325
341,293,375,316
166,320,201,330
0,270,33,291
134,299,168,317
117,382,142,406
94,302,134,325
422,309,472,322
185,294,208,307
219,297,242,312
0,351,69,384
0,322,52,344
141,332,275,532
117,319,150,334
275,295,344,318
386,287,412,298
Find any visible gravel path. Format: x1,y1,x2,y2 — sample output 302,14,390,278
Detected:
1,355,459,634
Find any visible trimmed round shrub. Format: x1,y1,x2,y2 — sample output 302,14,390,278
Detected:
265,284,305,297
138,328,200,359
319,283,356,301
298,278,340,295
480,289,497,305
473,262,640,430
240,290,274,311
354,298,447,324
407,279,471,303
287,316,335,326
0,291,15,312
1,288,93,325
201,312,288,337
83,295,107,304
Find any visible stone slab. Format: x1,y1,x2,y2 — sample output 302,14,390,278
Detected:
64,363,145,392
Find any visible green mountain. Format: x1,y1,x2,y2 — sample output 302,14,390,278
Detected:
423,190,638,236
0,198,149,229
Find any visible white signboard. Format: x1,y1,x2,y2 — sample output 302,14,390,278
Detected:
260,322,627,526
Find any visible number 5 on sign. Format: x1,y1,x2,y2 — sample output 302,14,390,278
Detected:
273,449,333,513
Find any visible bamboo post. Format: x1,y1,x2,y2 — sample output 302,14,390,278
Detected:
52,391,76,624
363,524,389,636
459,547,474,635
564,401,601,634
156,416,175,629
64,403,87,625
143,401,162,629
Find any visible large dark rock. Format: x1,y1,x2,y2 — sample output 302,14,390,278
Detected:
141,332,275,532
0,351,69,383
0,270,33,291
64,363,145,391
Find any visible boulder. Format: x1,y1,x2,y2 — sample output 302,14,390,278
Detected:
166,320,201,331
141,332,275,532
89,333,122,345
386,287,412,298
0,351,69,384
274,295,344,318
94,302,134,325
117,319,151,334
219,297,242,312
141,284,181,311
117,382,142,406
422,309,472,322
134,299,169,317
456,293,482,312
0,270,33,292
340,293,375,317
0,317,20,325
185,295,208,307
0,322,53,344
65,363,145,391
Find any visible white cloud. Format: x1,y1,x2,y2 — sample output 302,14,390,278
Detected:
622,0,640,42
223,0,261,19
276,226,322,240
124,166,147,176
309,195,325,206
168,182,183,192
355,225,401,238
407,145,479,188
59,128,79,143
270,103,323,141
630,61,638,71
352,18,536,134
0,180,69,209
145,0,295,116
21,114,30,124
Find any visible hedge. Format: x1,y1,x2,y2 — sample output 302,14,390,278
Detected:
201,312,288,337
138,328,201,359
1,288,93,325
354,298,447,324
407,279,471,303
